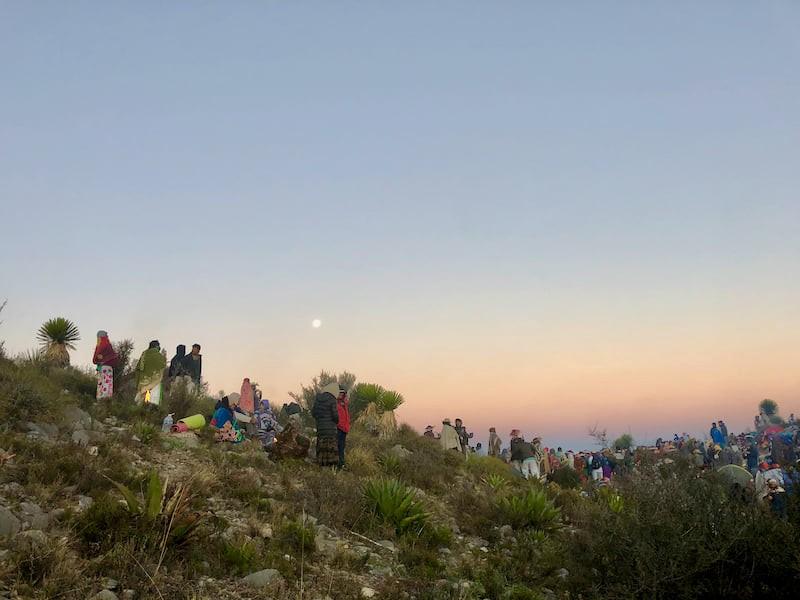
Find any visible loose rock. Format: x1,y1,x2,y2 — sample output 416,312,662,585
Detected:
241,568,284,588
88,591,118,600
0,507,21,537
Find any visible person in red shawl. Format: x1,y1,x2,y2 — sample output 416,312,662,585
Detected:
92,330,119,400
336,387,351,470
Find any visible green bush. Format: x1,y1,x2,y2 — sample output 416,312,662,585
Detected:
364,478,429,535
562,465,800,599
220,540,260,575
277,518,316,555
496,489,561,532
548,466,581,489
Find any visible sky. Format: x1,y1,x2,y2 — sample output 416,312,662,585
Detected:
1,2,799,450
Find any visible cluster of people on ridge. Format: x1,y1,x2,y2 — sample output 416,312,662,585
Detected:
91,332,800,517
426,421,626,482
92,330,355,468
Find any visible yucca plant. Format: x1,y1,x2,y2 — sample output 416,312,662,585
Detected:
36,317,80,367
110,470,205,571
356,385,404,438
375,390,404,412
496,489,562,532
364,478,429,535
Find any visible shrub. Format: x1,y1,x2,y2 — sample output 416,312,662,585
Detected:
131,420,159,445
220,540,260,575
364,478,429,535
759,398,778,416
165,377,215,421
562,465,800,599
465,454,514,480
277,518,316,554
390,434,461,493
548,466,581,489
612,433,634,451
293,468,365,531
496,489,561,532
344,445,380,477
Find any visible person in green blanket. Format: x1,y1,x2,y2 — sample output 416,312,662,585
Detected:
135,340,167,406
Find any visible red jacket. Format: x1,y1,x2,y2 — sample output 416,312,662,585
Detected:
337,398,351,433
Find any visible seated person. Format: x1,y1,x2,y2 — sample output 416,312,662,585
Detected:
211,396,245,443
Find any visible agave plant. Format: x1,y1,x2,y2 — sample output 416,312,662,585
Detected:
36,317,80,367
110,470,205,571
482,473,510,493
496,489,562,532
363,477,429,534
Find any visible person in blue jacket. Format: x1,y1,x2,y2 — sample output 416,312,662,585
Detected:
710,422,725,446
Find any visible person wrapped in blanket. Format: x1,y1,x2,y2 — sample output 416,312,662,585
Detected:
256,397,282,451
211,396,245,443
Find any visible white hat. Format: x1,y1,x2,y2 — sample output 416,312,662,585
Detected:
322,382,343,397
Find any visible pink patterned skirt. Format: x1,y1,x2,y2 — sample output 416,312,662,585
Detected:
96,366,113,399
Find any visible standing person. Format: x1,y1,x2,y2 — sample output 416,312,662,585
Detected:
488,427,502,458
336,387,350,470
522,438,541,480
135,341,166,405
239,378,255,414
311,383,340,468
185,343,202,384
746,437,760,475
423,425,436,438
92,330,119,400
509,430,527,475
590,452,604,481
718,420,729,446
454,418,472,457
710,422,724,447
168,345,188,378
440,419,461,452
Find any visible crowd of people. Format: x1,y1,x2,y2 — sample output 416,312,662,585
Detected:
91,331,799,517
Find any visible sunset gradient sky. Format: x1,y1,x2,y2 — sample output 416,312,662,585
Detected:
2,3,798,449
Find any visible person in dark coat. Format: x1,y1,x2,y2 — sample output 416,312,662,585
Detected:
311,382,340,467
169,345,188,378
184,343,202,383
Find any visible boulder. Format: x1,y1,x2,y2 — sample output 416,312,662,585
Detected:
88,591,118,600
0,507,21,537
62,406,92,431
72,429,91,447
361,588,377,598
388,444,412,459
241,568,284,588
14,529,48,552
77,495,94,512
25,422,58,440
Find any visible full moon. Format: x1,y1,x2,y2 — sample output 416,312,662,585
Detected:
312,319,322,328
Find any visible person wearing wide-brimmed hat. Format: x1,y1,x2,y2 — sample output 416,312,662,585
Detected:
424,425,436,439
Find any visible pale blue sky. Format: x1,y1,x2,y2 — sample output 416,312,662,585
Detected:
2,2,798,449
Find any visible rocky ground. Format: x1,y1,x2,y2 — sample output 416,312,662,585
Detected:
0,403,510,600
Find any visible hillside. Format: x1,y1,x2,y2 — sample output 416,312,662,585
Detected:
1,357,800,600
